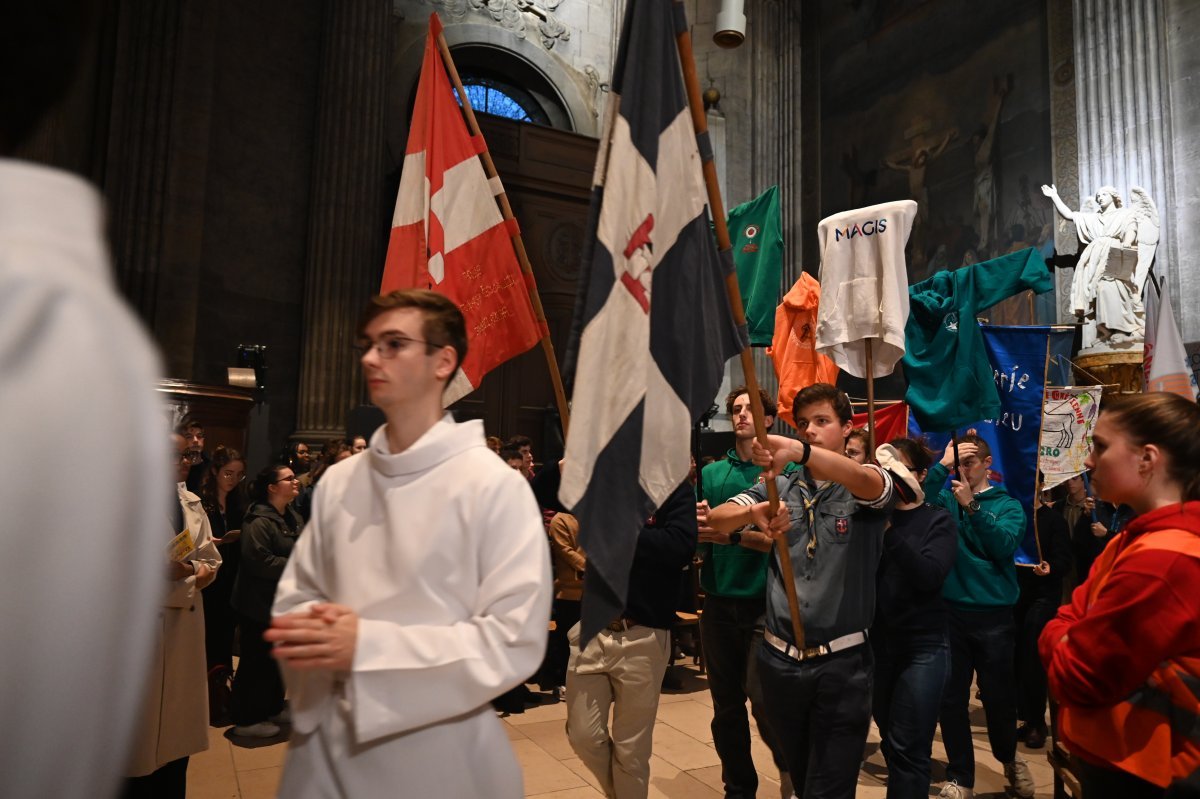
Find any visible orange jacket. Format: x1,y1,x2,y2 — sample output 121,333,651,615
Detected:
768,273,839,428
1047,508,1200,787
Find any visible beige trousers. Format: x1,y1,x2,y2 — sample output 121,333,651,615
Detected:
564,622,671,799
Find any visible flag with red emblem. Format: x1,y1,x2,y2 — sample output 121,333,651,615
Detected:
382,14,545,404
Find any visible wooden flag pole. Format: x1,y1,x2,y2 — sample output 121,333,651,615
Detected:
1030,335,1054,565
434,19,571,434
673,2,807,650
864,339,877,456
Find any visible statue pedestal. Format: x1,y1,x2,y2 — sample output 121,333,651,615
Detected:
1073,349,1144,395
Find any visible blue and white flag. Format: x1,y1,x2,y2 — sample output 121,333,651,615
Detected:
920,325,1073,564
559,0,744,643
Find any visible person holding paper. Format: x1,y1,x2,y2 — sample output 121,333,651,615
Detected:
123,432,221,798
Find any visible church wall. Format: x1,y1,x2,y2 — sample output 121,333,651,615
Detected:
815,0,1054,290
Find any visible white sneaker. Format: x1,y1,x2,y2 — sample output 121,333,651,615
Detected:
1004,757,1036,799
938,781,974,799
232,721,281,738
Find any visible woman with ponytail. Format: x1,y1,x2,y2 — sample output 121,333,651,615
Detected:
1040,392,1200,798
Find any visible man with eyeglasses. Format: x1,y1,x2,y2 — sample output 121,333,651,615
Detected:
268,289,552,798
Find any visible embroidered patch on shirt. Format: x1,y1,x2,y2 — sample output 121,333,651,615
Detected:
835,517,849,535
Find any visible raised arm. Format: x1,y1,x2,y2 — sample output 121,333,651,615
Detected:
1041,184,1075,223
753,434,886,501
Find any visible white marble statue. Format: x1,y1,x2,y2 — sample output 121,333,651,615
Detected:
1041,183,1160,350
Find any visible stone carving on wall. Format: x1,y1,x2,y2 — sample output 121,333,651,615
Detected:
427,0,570,49
1042,183,1160,351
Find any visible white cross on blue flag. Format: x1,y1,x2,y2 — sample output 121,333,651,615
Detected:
559,0,746,644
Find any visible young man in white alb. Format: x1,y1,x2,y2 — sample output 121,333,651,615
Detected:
266,289,552,798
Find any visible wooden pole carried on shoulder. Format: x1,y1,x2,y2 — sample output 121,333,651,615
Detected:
434,18,571,434
672,2,807,650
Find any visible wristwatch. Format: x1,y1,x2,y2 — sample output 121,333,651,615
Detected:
966,499,981,514
728,531,743,546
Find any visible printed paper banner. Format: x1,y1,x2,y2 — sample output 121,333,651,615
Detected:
167,528,195,563
1038,386,1103,490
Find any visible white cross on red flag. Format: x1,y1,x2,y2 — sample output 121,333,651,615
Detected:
382,14,545,404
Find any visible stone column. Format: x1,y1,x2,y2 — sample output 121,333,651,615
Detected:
744,0,804,411
1073,0,1175,282
1047,0,1081,323
103,0,185,357
293,0,391,440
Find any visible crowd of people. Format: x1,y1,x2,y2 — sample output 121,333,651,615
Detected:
108,311,1200,799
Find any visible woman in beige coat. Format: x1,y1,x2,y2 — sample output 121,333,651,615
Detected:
123,434,221,798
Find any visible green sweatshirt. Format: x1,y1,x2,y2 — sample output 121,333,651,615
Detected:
924,462,1026,608
903,247,1053,431
699,450,795,599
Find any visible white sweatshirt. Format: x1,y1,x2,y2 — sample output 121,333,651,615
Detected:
815,199,917,378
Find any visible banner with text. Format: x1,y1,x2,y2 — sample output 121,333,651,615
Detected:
1038,386,1102,490
920,326,1074,564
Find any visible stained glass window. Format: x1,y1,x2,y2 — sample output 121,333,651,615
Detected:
453,77,550,125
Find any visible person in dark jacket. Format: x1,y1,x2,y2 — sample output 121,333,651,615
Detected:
1014,487,1073,749
871,438,958,799
198,446,247,725
229,463,302,738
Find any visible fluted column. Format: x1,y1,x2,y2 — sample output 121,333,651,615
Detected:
1047,0,1081,323
294,0,391,440
739,0,803,407
1073,0,1175,280
104,0,184,352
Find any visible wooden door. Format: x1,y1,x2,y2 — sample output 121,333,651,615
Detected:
449,117,597,469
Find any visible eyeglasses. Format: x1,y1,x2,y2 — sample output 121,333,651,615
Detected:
353,335,438,360
220,470,246,481
274,475,300,484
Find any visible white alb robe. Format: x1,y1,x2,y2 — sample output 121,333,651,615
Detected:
0,158,170,797
273,415,553,798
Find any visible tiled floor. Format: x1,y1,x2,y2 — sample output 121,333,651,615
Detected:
189,663,1056,798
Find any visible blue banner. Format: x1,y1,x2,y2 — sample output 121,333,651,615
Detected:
916,326,1074,564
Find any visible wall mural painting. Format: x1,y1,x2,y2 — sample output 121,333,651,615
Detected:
820,0,1054,324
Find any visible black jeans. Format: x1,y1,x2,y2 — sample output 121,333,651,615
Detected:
231,615,285,726
544,598,580,687
872,630,949,799
1014,596,1058,728
939,605,1019,788
701,594,787,798
1074,756,1165,799
757,640,873,799
121,757,189,799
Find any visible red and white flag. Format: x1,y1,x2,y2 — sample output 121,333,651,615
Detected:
382,14,545,404
1144,280,1199,400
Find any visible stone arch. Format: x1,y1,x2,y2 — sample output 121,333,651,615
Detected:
387,19,597,163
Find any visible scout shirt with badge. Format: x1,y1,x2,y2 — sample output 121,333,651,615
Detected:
726,464,895,648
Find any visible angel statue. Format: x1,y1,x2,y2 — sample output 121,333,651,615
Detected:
1041,183,1160,350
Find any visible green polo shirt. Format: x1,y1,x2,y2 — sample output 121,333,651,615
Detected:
699,450,795,599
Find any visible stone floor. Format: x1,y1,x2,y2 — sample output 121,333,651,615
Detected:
188,662,1056,798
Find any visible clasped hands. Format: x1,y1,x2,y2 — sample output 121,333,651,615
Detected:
266,603,359,672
